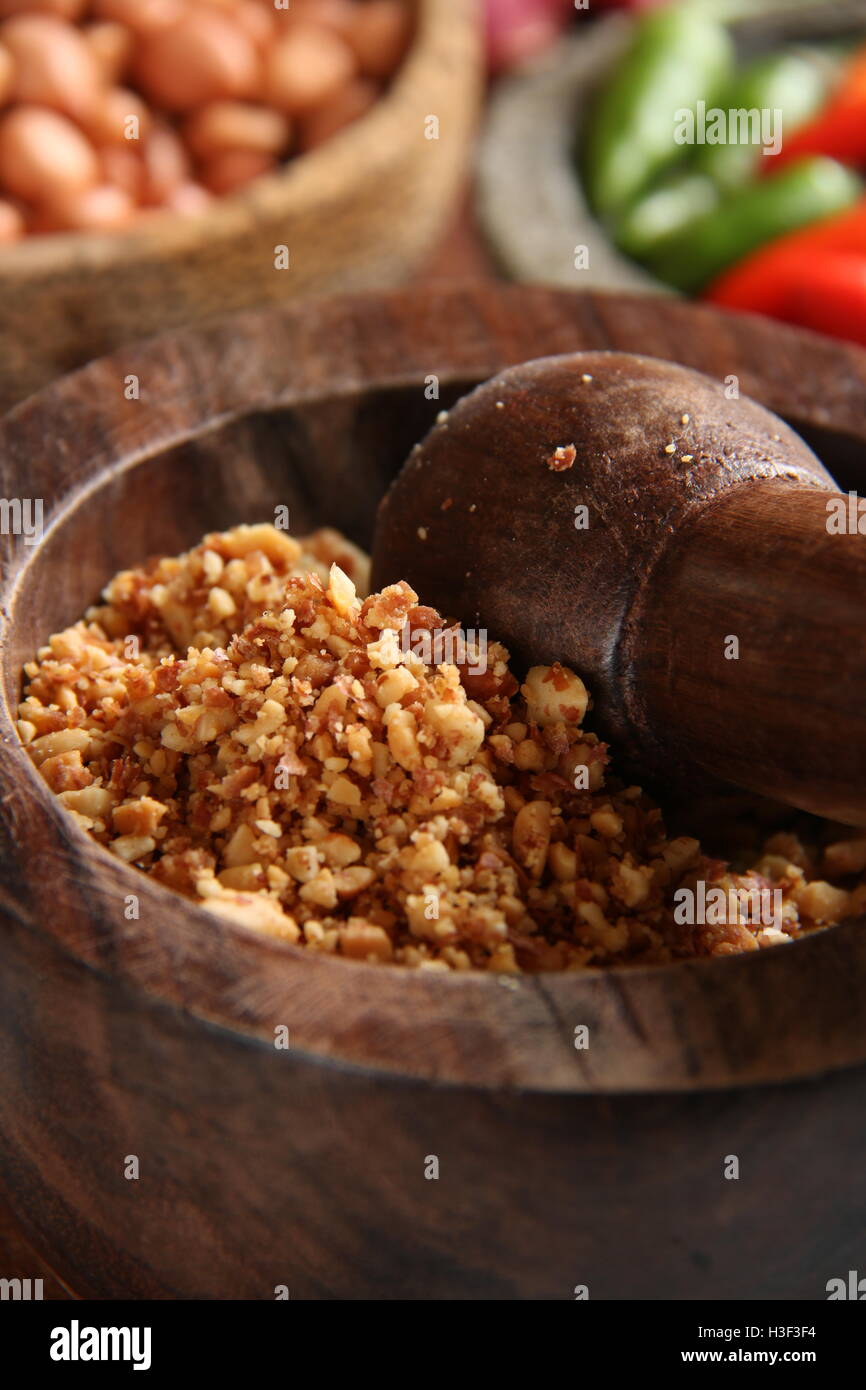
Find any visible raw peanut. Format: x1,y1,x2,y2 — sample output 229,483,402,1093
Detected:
0,40,12,103
0,105,99,200
85,86,150,145
183,101,290,158
298,77,378,152
134,10,260,113
345,0,412,80
164,179,211,214
82,21,132,84
26,201,64,233
200,147,275,196
50,181,134,230
1,14,102,121
140,121,189,203
290,0,355,31
92,0,181,34
0,0,86,18
0,194,23,240
265,24,355,116
235,0,274,49
100,142,144,199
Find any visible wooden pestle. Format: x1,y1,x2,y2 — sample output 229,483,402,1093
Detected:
372,352,866,826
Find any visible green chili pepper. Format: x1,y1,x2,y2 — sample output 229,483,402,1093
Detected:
583,3,733,222
695,50,830,192
614,171,719,261
645,156,862,294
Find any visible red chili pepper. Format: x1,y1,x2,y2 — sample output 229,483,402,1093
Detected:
710,246,866,347
705,200,866,314
768,49,866,169
779,252,866,346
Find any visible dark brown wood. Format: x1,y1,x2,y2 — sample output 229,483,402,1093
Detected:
1,286,866,1300
637,482,866,825
0,1182,74,1300
373,351,866,825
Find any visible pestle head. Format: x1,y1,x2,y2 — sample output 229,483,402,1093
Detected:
371,352,844,808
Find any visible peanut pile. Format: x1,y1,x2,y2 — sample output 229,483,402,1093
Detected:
18,523,866,971
0,0,411,240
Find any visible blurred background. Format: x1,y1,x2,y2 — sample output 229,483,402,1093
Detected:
3,0,866,404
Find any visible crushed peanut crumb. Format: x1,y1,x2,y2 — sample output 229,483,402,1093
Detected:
548,444,577,472
18,524,864,972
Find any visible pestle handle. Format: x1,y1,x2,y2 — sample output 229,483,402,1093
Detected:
624,480,866,825
372,352,866,826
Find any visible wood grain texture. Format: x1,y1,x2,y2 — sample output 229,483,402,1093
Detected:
635,481,866,823
0,0,482,415
373,351,866,824
1,286,865,1299
0,1181,73,1300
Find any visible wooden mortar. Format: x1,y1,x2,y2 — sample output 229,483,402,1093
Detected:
0,287,865,1300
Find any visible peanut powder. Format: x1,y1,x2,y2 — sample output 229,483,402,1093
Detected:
17,523,866,971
